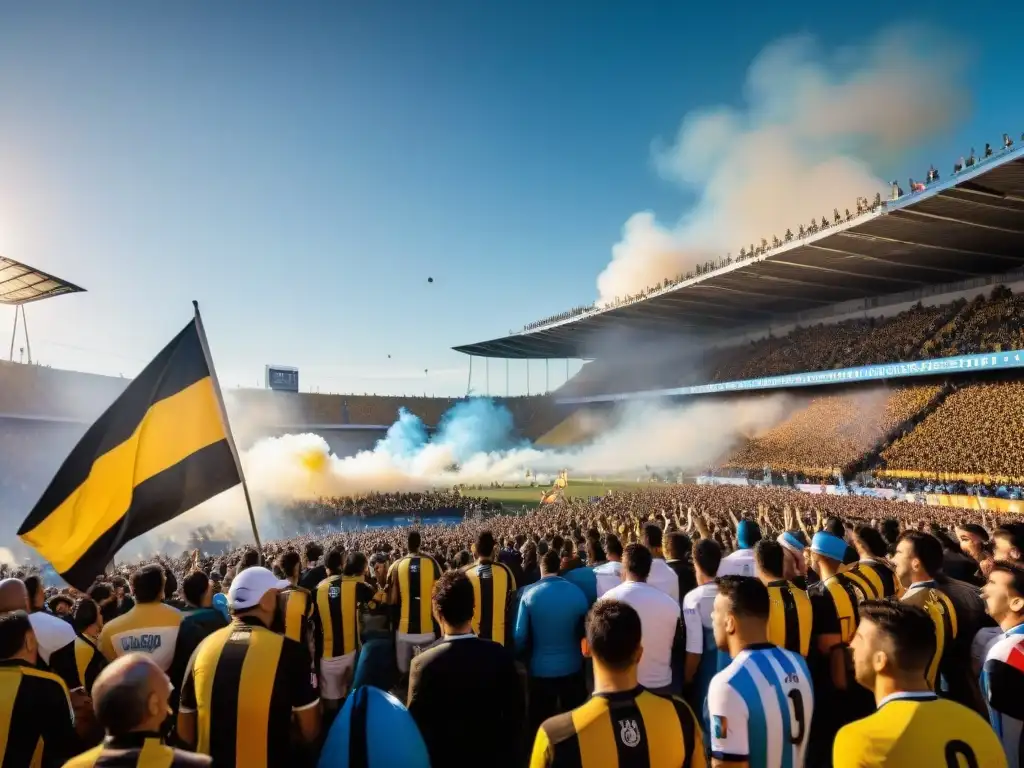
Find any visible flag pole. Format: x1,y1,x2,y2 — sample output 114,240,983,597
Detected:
192,300,263,559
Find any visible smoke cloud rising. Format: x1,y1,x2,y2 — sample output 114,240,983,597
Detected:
597,25,967,303
174,393,794,543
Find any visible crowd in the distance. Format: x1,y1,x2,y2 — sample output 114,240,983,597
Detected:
3,483,1024,766
879,380,1024,483
561,287,1024,399
724,385,941,479
523,133,1019,335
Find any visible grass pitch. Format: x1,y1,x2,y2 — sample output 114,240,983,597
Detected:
461,478,653,507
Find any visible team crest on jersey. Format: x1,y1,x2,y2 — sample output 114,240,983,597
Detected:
713,715,728,739
120,634,162,653
618,719,640,748
328,585,341,599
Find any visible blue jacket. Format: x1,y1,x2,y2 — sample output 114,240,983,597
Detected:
560,561,598,607
514,576,589,678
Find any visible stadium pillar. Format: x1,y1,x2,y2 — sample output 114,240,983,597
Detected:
566,358,569,384
527,359,530,396
506,358,509,397
21,307,31,364
8,305,18,361
466,355,473,398
546,358,549,393
485,357,489,396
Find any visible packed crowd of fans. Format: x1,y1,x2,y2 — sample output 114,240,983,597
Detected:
523,133,1019,333
880,380,1024,483
5,482,1024,766
562,288,1024,399
724,386,942,478
279,490,495,524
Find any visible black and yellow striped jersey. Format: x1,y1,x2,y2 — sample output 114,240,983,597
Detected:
902,583,958,691
0,659,77,768
179,616,319,768
313,575,382,659
765,579,813,657
848,558,903,600
273,585,313,649
388,554,442,635
812,570,872,645
465,560,517,646
73,634,107,695
530,687,706,768
65,733,212,767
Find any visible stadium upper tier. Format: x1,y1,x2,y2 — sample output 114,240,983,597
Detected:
455,140,1024,359
558,285,1024,398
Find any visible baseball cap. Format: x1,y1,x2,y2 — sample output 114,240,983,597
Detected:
227,566,289,611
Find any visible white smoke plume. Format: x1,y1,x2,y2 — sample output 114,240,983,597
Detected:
597,25,967,304
206,394,793,512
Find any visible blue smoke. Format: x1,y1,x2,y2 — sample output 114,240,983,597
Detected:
375,399,522,464
377,408,429,458
435,398,520,462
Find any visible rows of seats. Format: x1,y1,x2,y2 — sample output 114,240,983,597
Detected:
561,286,1022,397
723,385,941,476
880,380,1024,481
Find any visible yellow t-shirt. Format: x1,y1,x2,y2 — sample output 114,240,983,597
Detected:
833,692,1006,768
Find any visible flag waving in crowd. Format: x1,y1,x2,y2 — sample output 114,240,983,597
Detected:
18,305,243,590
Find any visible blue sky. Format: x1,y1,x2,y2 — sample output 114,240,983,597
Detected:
0,2,1020,397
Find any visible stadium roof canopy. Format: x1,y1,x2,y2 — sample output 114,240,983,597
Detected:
455,145,1024,359
0,257,85,305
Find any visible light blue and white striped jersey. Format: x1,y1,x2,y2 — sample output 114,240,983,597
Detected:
708,643,814,768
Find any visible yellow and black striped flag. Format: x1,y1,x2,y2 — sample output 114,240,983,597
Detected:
18,315,242,589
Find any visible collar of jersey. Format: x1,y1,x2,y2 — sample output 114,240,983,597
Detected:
907,580,937,591
1004,621,1024,638
766,579,790,588
232,615,268,629
103,732,163,749
0,659,32,670
593,686,645,702
740,642,777,653
878,691,938,709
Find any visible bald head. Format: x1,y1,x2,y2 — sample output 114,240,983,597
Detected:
92,654,171,736
0,579,28,613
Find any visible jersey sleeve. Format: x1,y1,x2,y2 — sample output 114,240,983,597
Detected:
529,725,553,768
682,596,703,655
707,675,750,762
285,638,319,711
812,590,841,637
41,679,78,766
832,721,870,768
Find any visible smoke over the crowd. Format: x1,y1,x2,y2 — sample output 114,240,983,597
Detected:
596,25,967,304
219,394,793,513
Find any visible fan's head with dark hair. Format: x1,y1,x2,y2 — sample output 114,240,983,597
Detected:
712,576,769,653
622,544,653,583
431,570,475,629
983,561,1024,627
893,531,944,588
850,600,936,693
585,599,643,673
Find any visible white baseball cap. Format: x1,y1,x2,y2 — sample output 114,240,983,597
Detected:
227,566,289,611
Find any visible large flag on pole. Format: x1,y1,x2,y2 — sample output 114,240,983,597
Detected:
18,309,243,589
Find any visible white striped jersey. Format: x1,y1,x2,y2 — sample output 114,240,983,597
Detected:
708,642,814,768
982,623,1024,768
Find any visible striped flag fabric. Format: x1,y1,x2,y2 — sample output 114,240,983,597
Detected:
18,316,241,589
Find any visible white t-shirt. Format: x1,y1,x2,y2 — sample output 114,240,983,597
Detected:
718,548,756,578
603,580,681,689
682,582,717,656
648,559,680,604
592,561,623,598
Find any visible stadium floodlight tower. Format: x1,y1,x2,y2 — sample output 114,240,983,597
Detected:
0,256,85,363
